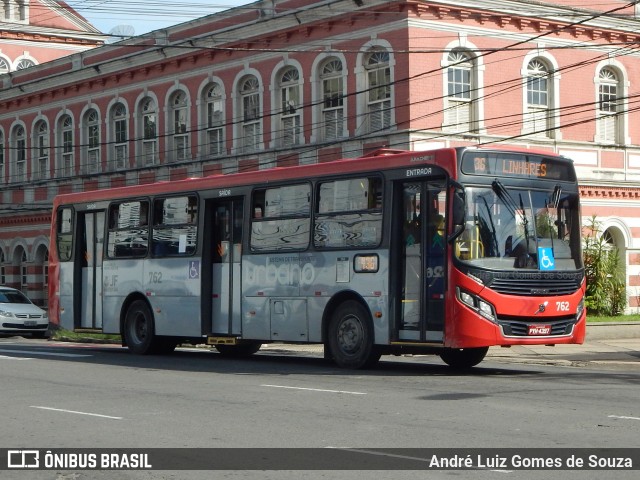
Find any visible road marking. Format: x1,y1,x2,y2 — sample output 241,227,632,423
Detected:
0,348,92,358
0,355,32,361
261,384,366,395
608,415,640,421
30,406,123,420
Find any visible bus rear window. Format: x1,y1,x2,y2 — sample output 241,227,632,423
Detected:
56,207,73,261
251,184,310,252
314,176,383,248
107,200,149,258
151,196,198,256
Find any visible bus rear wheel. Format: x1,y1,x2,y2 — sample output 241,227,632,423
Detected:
439,347,489,369
124,300,157,355
327,301,380,369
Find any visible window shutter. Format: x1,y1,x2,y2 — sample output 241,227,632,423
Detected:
324,109,343,140
445,101,470,132
282,115,301,147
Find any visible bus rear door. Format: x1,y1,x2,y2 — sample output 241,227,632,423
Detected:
78,210,105,330
394,180,446,343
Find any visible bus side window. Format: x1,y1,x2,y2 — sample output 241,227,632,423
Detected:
250,185,310,252
56,207,74,261
151,196,198,257
314,176,383,249
107,200,149,258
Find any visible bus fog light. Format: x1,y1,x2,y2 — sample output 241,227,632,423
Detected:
354,254,379,273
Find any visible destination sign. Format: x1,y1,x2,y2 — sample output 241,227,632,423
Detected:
461,152,576,181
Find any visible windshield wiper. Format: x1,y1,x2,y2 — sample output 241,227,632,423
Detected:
492,180,534,264
551,185,562,209
478,195,500,255
492,180,529,231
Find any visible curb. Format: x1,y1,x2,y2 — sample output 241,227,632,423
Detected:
585,322,640,341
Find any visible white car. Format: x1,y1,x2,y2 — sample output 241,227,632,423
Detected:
0,286,49,338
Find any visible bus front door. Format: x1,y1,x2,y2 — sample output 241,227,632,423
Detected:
207,199,243,336
395,181,446,343
78,211,105,330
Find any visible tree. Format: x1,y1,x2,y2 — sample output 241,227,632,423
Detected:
582,216,626,316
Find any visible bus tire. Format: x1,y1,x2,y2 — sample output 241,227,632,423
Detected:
439,347,489,369
123,300,156,355
215,342,261,357
327,301,380,369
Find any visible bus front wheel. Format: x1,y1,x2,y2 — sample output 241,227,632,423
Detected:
327,301,380,369
439,347,489,369
124,300,157,355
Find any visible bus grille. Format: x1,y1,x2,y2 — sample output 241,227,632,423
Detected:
498,316,576,337
490,278,580,296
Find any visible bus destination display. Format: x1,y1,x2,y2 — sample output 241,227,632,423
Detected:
461,152,576,181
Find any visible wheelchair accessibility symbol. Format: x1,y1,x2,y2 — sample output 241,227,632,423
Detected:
189,260,200,279
537,247,555,271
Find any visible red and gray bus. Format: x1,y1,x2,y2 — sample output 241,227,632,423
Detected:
49,147,585,368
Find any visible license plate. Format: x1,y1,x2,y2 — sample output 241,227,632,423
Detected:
24,321,37,327
528,325,551,335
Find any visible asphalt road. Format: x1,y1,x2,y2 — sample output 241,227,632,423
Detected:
1,337,639,480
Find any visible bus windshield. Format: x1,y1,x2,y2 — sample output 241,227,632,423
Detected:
455,183,582,271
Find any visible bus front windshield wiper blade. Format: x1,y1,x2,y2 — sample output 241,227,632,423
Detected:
492,179,533,262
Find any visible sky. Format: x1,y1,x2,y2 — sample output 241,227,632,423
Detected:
66,1,253,36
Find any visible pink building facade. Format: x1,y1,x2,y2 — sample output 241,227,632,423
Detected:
1,0,640,311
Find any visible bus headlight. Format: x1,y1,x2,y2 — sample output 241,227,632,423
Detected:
456,288,497,323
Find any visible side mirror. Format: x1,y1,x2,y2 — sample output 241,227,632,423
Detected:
448,181,465,242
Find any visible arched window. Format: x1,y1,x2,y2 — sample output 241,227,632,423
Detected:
169,91,189,162
139,97,157,166
110,102,128,170
20,249,27,291
33,120,49,180
16,58,35,70
43,249,48,288
33,245,49,308
59,114,74,177
0,57,9,73
365,49,391,132
597,68,620,143
0,131,4,183
204,83,224,156
0,249,5,285
84,108,101,174
524,59,551,136
320,59,345,140
11,124,26,183
277,67,301,147
240,75,261,153
444,50,476,132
